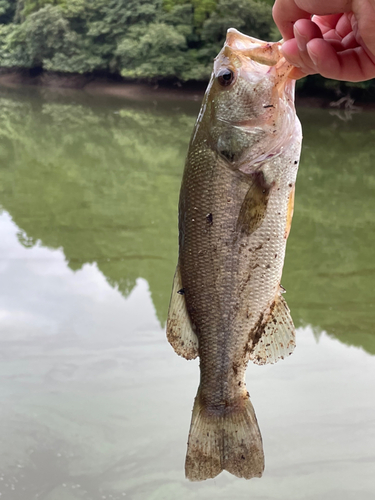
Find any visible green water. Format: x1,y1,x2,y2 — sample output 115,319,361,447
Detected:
0,85,374,499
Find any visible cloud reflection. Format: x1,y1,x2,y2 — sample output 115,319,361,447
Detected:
0,208,374,498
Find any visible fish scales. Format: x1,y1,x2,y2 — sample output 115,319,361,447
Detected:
167,28,302,481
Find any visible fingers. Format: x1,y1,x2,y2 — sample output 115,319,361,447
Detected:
341,32,360,50
288,67,308,79
281,19,323,76
302,39,342,77
281,38,317,77
312,13,351,38
273,0,375,82
283,36,375,81
272,0,311,39
279,15,375,81
311,14,345,35
334,12,353,38
273,0,353,40
293,18,323,50
306,38,375,80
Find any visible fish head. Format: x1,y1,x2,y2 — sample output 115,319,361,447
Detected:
202,28,297,171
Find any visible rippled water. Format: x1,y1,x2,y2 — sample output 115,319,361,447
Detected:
0,85,374,499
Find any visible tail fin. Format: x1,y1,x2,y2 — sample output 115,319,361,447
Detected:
185,390,264,481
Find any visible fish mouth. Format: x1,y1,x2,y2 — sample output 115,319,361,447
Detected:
218,28,295,91
225,28,282,67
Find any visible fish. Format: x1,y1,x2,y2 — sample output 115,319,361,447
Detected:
166,28,302,481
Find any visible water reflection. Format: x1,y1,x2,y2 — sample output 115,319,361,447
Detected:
0,88,375,353
284,109,375,355
0,206,375,500
0,87,374,353
0,86,374,497
0,87,194,327
1,209,375,499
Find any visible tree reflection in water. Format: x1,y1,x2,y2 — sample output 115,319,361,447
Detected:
0,87,374,354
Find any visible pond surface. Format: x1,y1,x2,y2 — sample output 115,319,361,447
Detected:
0,85,374,500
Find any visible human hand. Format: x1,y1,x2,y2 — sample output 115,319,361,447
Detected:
272,0,375,81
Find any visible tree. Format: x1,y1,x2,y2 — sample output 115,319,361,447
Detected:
0,5,101,72
116,22,188,79
201,0,274,59
0,0,16,23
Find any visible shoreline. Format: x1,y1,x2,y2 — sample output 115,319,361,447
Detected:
0,69,374,110
0,70,207,102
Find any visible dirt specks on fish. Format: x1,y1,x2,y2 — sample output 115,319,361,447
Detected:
167,27,302,481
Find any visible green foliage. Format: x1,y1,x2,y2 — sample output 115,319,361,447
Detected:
192,0,218,27
12,5,73,67
200,0,273,60
163,0,218,26
0,5,101,71
0,0,16,23
203,0,273,41
117,23,187,79
23,0,61,17
84,0,161,71
0,0,374,94
0,0,276,79
0,24,18,66
115,0,276,81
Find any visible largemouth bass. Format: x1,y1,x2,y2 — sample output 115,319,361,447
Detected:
167,28,302,481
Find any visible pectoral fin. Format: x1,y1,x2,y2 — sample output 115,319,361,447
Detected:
166,265,199,360
237,171,271,236
249,291,295,365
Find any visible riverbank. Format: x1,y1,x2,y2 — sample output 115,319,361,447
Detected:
0,68,374,110
0,69,207,102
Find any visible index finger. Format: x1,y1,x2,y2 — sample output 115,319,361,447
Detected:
273,0,353,40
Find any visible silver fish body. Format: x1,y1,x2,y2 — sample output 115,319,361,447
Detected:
167,28,302,481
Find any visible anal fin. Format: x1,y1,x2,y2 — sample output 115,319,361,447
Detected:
166,265,199,360
250,291,295,365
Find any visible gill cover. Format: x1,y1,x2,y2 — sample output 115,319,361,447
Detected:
210,29,298,172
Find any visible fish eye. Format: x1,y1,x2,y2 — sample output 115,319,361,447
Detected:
217,68,235,87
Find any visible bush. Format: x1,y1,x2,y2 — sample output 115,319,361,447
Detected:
0,0,373,96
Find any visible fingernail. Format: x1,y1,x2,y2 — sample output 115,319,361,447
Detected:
294,25,306,51
306,43,318,66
